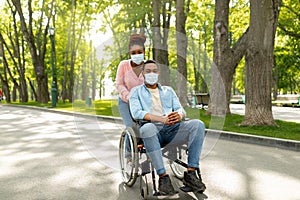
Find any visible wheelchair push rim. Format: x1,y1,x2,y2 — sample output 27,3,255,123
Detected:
119,127,139,187
169,145,188,179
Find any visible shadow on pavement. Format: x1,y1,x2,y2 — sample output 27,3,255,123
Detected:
116,182,208,200
1,105,300,200
0,106,122,200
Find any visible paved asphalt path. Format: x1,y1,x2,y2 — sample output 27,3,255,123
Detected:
230,104,300,123
1,105,300,200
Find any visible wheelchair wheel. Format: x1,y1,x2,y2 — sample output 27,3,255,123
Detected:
140,175,149,200
169,145,188,179
119,127,139,187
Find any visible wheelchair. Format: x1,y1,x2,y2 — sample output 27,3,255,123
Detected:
119,121,202,199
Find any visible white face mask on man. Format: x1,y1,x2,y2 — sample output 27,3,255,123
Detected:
130,53,144,65
144,73,159,85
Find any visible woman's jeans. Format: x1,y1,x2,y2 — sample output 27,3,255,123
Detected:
140,119,205,175
118,97,133,158
118,97,133,127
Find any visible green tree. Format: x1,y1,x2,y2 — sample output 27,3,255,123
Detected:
175,0,190,106
241,0,281,126
152,0,173,86
99,0,152,82
275,0,300,95
208,0,248,115
0,35,12,102
58,0,95,102
0,1,30,102
186,0,214,95
10,0,55,103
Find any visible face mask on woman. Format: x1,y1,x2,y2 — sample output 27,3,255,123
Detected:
144,73,159,85
131,53,144,65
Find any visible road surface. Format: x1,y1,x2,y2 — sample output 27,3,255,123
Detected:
0,105,299,200
230,104,300,123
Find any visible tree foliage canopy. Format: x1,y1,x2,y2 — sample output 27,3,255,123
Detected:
0,0,299,104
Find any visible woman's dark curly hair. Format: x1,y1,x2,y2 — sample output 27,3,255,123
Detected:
128,33,146,50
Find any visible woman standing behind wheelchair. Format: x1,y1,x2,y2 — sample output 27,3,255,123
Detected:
116,33,147,127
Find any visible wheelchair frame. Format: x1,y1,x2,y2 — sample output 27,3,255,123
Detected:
119,124,198,199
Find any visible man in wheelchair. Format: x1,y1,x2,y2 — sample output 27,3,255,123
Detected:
129,60,206,195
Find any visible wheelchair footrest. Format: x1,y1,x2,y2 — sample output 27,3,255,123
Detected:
180,185,193,193
153,190,179,196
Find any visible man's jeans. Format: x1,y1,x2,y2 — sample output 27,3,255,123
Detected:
140,119,205,175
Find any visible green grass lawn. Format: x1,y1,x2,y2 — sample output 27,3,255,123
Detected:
7,99,300,141
184,107,300,141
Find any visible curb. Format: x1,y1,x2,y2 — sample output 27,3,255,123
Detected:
3,104,300,152
206,129,300,152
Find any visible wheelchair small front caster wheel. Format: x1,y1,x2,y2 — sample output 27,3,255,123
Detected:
140,186,148,199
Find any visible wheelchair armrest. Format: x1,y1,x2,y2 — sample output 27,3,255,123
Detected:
133,119,150,127
134,117,188,127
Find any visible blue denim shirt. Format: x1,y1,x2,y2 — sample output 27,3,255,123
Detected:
129,83,186,120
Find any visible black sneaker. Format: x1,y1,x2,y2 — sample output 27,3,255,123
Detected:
183,171,206,193
158,175,176,195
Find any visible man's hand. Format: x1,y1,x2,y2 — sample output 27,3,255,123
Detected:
165,112,182,126
144,112,183,125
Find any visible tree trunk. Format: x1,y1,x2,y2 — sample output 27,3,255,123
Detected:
190,35,199,93
0,43,11,102
272,0,281,99
0,27,28,102
90,43,96,100
201,30,209,93
273,54,278,100
1,80,10,102
11,0,52,103
61,5,72,102
12,84,17,101
27,77,37,101
242,0,279,126
0,35,22,102
81,65,88,100
207,0,248,115
67,0,88,102
175,0,189,106
19,39,28,102
208,0,233,115
190,31,209,95
10,5,28,102
99,81,102,99
152,0,171,86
